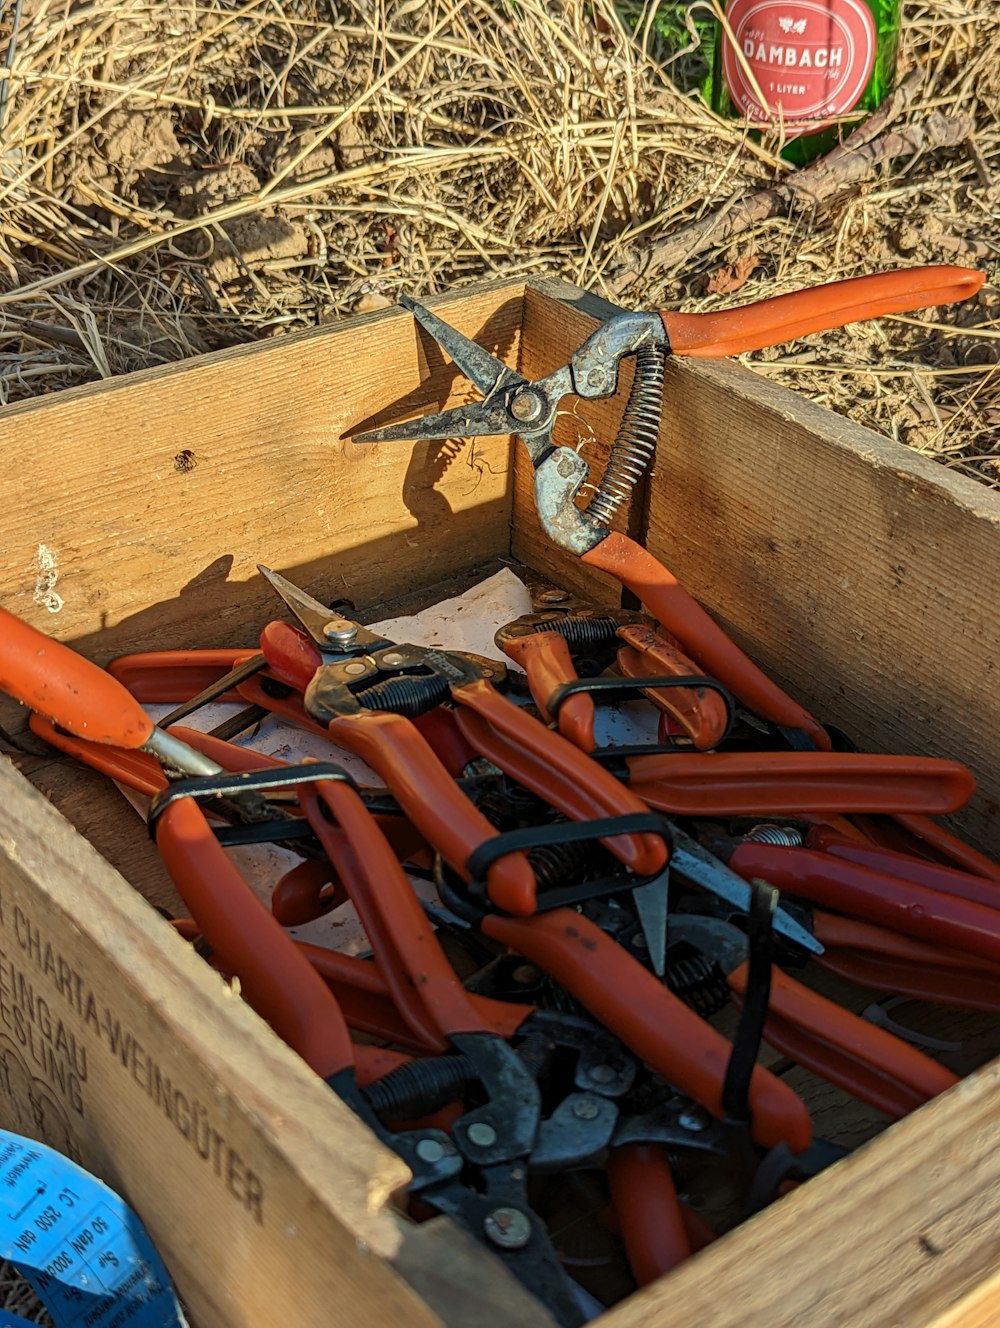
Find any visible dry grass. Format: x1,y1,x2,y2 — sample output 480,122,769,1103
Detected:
0,0,996,480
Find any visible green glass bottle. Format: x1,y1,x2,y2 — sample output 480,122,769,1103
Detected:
707,0,900,164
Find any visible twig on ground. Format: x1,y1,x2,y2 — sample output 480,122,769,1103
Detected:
607,74,972,295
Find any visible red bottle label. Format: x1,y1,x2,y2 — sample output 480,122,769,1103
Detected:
721,0,876,133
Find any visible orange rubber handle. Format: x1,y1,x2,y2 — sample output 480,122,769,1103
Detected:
482,908,811,1153
812,908,1000,1006
807,827,1000,909
500,632,596,751
0,605,154,747
814,933,1000,1013
630,751,975,816
608,1146,692,1285
728,962,958,1119
811,910,1000,972
26,713,327,792
730,843,1000,965
453,680,668,877
301,779,494,1044
107,648,261,703
615,623,730,751
325,708,540,917
28,713,167,794
271,859,348,927
892,813,1000,883
156,797,355,1079
661,267,985,357
298,942,532,1050
582,534,831,749
259,619,323,692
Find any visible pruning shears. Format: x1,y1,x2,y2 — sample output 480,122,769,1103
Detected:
352,267,984,752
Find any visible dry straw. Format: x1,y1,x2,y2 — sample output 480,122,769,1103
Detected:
0,0,995,481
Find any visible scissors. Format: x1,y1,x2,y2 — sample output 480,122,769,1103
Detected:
353,267,984,752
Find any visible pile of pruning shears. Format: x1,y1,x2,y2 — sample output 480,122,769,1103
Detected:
2,262,995,1323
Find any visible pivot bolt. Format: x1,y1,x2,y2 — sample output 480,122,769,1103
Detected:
678,1106,711,1133
587,1064,617,1086
586,367,608,390
512,964,539,986
344,661,367,676
324,621,358,643
484,1207,532,1251
466,1122,498,1148
537,588,570,605
415,1138,450,1164
572,1098,601,1121
381,652,404,667
510,390,544,424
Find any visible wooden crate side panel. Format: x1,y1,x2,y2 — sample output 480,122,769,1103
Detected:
0,756,543,1328
0,283,523,664
647,354,1000,854
602,1062,1000,1328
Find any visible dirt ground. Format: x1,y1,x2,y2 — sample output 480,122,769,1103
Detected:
0,0,996,484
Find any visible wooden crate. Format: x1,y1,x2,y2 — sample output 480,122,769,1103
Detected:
1,276,999,1328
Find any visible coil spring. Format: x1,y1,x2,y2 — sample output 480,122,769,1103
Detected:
585,341,666,530
363,1054,475,1123
534,977,590,1019
358,673,451,718
665,944,731,1019
532,614,622,651
745,824,804,847
475,783,549,832
528,837,591,891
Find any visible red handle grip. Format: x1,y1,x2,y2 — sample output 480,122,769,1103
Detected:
807,827,1000,909
482,908,811,1153
157,797,355,1079
259,619,323,691
107,649,261,703
661,267,985,357
453,679,668,878
728,961,957,1120
298,942,531,1051
615,622,730,751
608,1146,692,1285
812,911,1000,1011
731,843,1000,966
327,708,540,917
1,606,153,747
581,534,831,749
501,631,596,751
891,813,1000,883
630,751,975,816
301,778,493,1044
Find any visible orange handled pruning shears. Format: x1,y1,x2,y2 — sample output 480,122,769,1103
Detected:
352,267,984,751
0,605,225,777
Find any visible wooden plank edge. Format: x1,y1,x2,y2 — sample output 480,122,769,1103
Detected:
0,277,529,423
601,1059,1000,1328
669,351,1000,523
0,754,550,1328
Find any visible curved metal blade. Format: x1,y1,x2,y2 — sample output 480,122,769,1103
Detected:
353,388,522,445
670,828,824,956
632,869,669,977
257,565,358,650
399,293,512,396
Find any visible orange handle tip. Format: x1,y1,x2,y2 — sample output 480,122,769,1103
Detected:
662,266,985,358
